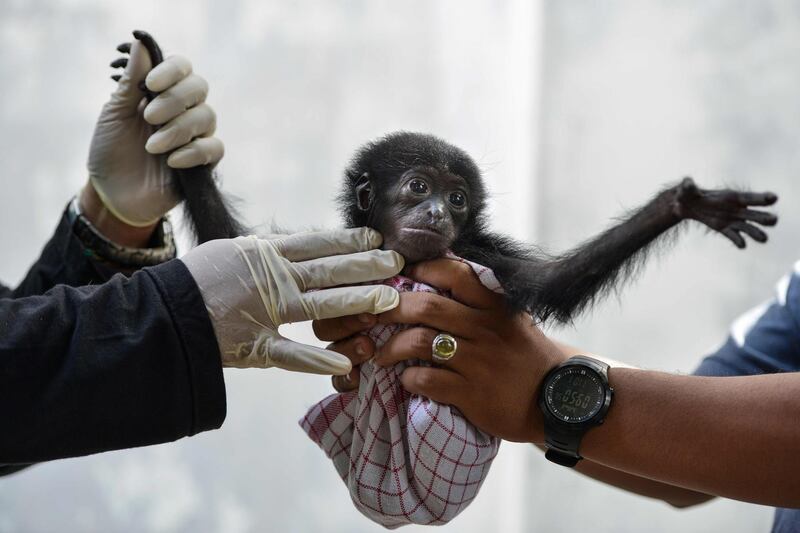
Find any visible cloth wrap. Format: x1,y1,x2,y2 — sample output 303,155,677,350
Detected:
299,256,502,528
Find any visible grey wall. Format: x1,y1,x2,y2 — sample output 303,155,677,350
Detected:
0,1,797,532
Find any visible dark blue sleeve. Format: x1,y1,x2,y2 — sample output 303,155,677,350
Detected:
3,207,114,300
0,259,226,463
694,267,800,377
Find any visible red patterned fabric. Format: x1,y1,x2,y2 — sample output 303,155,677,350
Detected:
300,256,502,528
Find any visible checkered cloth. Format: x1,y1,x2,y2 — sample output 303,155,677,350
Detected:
300,256,502,528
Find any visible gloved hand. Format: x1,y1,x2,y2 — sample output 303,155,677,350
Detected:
87,38,224,227
181,228,404,374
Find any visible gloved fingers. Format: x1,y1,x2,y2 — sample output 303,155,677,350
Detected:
291,285,399,322
270,227,386,262
267,337,352,375
146,102,216,154
145,54,194,93
143,73,209,125
290,249,404,290
166,136,225,168
112,39,154,109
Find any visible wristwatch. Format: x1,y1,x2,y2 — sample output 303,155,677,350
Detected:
67,196,176,269
538,355,614,467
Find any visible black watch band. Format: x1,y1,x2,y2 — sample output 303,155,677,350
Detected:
66,197,176,269
544,424,583,467
539,355,613,468
545,448,581,468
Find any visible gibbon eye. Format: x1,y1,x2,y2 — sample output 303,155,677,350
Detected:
409,179,429,194
449,191,467,207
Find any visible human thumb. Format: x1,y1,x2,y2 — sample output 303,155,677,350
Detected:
110,38,153,110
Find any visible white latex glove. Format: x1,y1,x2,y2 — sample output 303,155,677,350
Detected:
181,228,404,374
87,39,224,227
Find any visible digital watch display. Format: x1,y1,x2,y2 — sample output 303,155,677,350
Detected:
538,356,613,467
544,367,605,423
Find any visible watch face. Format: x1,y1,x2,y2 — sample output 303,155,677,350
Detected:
544,366,605,424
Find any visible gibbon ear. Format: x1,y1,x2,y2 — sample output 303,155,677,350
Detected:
354,173,374,212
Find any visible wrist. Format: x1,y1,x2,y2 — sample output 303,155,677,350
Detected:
535,355,614,466
68,195,176,269
525,346,566,445
79,181,158,248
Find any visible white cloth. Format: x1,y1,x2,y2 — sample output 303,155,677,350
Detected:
300,256,502,527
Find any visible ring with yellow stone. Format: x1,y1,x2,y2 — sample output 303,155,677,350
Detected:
432,333,458,362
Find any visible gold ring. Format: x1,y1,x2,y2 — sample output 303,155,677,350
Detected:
432,333,458,363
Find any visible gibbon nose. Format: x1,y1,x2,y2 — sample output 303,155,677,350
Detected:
427,201,446,222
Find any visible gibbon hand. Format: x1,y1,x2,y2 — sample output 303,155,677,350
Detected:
181,228,404,374
86,38,224,227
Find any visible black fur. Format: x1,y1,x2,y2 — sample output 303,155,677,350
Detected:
133,30,247,244
171,167,247,241
341,131,778,324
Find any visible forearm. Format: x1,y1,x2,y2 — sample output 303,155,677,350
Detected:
549,340,712,507
0,260,225,463
576,369,800,507
11,185,160,299
11,207,108,298
534,443,713,508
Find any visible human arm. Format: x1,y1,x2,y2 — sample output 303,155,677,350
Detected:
6,203,119,299
541,340,715,508
0,227,403,464
0,38,224,299
0,260,226,463
315,258,800,508
315,319,716,508
543,269,800,507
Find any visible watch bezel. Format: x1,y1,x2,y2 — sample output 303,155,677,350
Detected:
539,357,613,431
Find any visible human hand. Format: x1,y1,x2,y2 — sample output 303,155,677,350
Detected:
86,32,224,228
314,258,566,442
181,228,403,374
311,310,378,393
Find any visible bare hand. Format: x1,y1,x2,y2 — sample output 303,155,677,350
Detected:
312,258,566,442
312,312,378,391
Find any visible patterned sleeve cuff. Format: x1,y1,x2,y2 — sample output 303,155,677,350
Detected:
66,197,176,270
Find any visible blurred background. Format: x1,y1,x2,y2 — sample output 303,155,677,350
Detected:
1,0,798,531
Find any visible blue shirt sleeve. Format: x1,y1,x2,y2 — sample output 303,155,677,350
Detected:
694,266,800,377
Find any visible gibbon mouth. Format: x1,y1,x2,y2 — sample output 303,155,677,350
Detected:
402,226,446,238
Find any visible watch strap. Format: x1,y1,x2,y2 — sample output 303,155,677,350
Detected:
544,423,581,455
544,448,580,467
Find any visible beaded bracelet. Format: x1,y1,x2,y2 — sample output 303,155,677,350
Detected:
66,197,176,269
